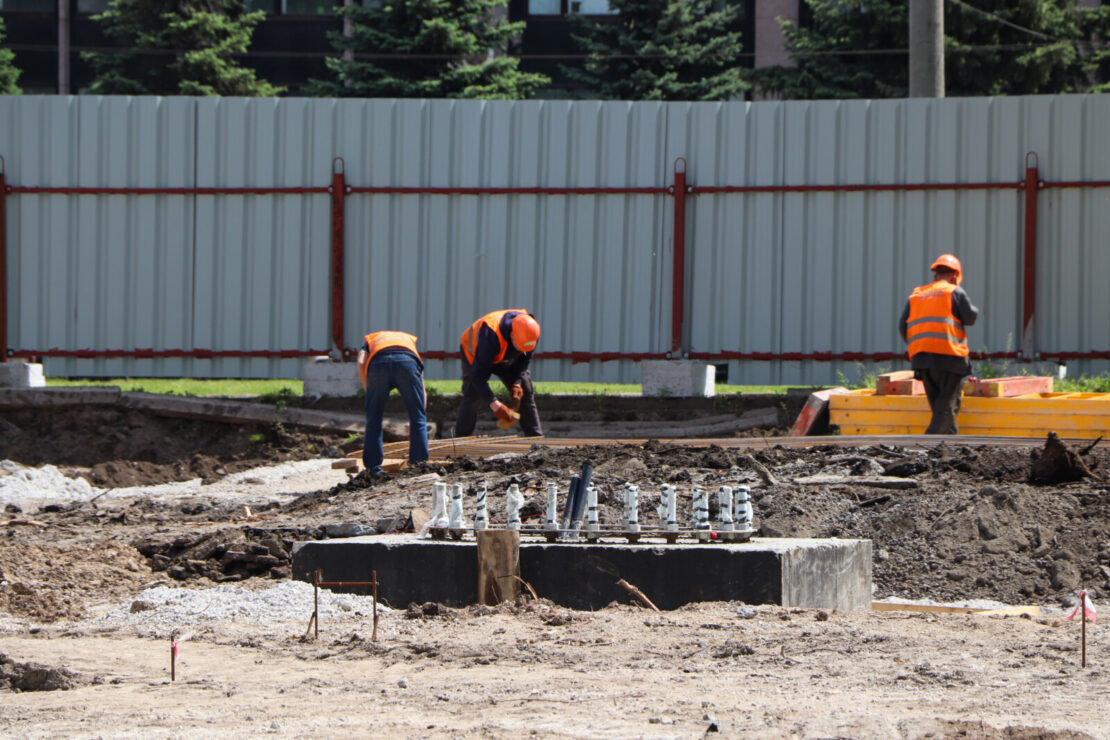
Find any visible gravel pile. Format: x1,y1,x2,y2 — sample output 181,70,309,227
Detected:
83,581,389,637
0,460,100,501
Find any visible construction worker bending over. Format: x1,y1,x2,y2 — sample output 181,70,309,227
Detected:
455,309,543,437
357,331,429,476
899,254,980,435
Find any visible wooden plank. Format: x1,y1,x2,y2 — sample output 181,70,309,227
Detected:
332,458,361,471
476,530,520,606
331,458,405,473
965,376,1053,397
381,458,408,474
794,475,919,489
789,387,848,436
872,602,1041,616
831,390,1110,439
876,371,925,396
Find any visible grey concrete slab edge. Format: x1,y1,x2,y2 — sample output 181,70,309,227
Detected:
0,387,365,434
292,535,872,612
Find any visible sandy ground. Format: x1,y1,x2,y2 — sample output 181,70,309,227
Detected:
4,405,1110,738
1,601,1106,739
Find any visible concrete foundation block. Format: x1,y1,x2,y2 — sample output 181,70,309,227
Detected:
303,358,361,398
641,360,715,398
292,535,872,611
0,363,46,389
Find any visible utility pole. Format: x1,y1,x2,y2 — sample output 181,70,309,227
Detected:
57,0,70,94
909,0,944,97
342,0,354,63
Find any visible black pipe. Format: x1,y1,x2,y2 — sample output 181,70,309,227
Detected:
570,462,593,527
560,475,580,533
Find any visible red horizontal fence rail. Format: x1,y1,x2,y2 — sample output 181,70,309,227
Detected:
689,181,1020,194
0,157,7,366
10,186,330,195
1,177,338,361
2,152,1109,367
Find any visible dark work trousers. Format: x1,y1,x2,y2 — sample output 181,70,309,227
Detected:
363,352,429,474
919,368,966,435
455,363,543,437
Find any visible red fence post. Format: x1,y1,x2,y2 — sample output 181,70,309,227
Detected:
0,157,7,363
671,159,687,357
1022,153,1039,360
330,158,347,358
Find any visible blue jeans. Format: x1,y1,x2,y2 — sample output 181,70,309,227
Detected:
363,352,429,474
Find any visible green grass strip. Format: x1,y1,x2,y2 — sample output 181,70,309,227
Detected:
46,377,792,397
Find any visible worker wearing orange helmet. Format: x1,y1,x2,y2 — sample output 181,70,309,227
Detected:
455,309,543,437
899,254,980,434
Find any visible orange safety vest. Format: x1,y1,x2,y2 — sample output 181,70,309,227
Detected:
460,309,528,365
906,281,969,359
360,331,420,385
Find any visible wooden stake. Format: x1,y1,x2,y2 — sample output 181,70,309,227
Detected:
372,570,379,642
313,569,320,640
1082,603,1088,669
617,578,660,612
476,530,520,606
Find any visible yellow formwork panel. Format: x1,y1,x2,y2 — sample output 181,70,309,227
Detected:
829,389,1110,439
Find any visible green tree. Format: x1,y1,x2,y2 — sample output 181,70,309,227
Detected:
311,0,548,99
757,0,1105,99
84,0,282,96
0,18,22,95
1076,2,1110,92
564,0,749,101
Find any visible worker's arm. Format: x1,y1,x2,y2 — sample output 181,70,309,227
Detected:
898,301,911,344
502,350,533,389
356,344,370,390
952,288,979,327
468,325,503,407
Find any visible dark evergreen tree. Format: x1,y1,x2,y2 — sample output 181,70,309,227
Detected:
564,0,749,101
311,0,548,99
84,0,282,96
756,0,1105,99
0,18,21,95
1076,2,1110,92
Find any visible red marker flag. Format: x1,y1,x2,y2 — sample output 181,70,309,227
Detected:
1068,589,1097,623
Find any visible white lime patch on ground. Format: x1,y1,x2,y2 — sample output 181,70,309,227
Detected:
0,458,349,513
78,580,389,639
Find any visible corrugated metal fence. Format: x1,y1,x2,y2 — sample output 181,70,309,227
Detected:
2,95,1108,384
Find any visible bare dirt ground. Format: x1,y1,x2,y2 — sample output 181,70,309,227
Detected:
2,404,1110,738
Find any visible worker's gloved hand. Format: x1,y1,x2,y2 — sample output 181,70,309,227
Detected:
491,400,520,429
510,384,524,402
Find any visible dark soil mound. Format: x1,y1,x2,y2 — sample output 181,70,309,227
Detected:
306,438,1110,606
0,406,349,487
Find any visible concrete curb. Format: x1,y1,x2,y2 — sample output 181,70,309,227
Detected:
0,387,123,408
0,387,370,435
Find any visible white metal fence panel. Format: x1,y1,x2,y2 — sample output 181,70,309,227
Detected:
338,99,671,383
2,94,1108,383
190,98,333,379
1029,95,1110,375
1,95,201,378
673,96,1103,386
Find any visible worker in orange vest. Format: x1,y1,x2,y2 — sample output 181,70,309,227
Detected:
357,331,429,476
899,254,980,434
455,309,543,437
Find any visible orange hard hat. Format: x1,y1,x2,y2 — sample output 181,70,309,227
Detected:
931,254,962,284
510,314,540,352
